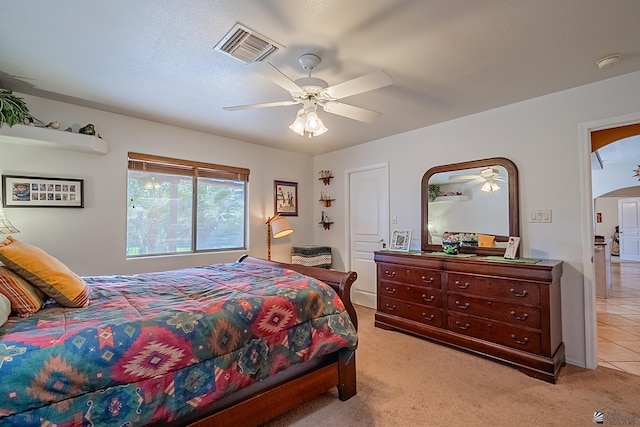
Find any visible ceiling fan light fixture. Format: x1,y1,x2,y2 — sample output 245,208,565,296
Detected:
224,52,392,139
289,109,306,135
312,122,328,137
305,111,323,132
481,181,500,193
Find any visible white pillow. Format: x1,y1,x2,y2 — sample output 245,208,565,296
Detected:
0,292,10,327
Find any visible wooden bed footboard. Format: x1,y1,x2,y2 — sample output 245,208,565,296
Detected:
173,256,359,427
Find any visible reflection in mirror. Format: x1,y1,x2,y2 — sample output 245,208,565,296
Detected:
421,157,519,256
428,165,509,242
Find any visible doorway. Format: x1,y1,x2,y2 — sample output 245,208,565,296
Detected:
346,163,389,309
619,198,640,262
580,112,640,369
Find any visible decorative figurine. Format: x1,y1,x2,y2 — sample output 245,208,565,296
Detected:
79,123,96,135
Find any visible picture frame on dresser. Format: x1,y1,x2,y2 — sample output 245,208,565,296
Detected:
503,236,521,259
390,229,412,251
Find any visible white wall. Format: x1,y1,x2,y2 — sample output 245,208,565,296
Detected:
313,71,640,368
0,94,315,275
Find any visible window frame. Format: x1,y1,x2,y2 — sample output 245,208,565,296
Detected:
127,152,250,257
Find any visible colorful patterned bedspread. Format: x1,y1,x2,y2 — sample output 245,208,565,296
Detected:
0,262,358,426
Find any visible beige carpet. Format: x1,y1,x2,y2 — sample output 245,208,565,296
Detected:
265,305,640,426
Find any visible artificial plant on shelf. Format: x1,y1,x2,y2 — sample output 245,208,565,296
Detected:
428,184,442,202
0,89,31,128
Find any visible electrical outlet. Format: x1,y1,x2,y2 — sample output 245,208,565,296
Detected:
529,209,552,223
392,215,397,224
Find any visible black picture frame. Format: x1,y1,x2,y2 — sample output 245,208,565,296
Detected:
2,175,84,208
274,180,298,216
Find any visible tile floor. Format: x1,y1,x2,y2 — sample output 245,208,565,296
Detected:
596,259,640,376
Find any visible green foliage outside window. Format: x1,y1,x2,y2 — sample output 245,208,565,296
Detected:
127,171,245,257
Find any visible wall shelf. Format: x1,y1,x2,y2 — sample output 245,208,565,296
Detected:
319,198,335,207
318,170,333,185
319,222,334,230
0,125,108,155
432,195,469,203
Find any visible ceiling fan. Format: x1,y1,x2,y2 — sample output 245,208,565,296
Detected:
449,168,506,193
223,53,393,137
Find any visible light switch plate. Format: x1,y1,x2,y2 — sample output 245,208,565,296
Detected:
529,209,552,223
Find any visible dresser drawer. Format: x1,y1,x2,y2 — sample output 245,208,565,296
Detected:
379,281,442,307
378,263,442,288
379,296,442,327
448,312,542,354
447,273,540,305
447,294,541,329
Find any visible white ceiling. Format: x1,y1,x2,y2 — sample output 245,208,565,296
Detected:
1,1,640,155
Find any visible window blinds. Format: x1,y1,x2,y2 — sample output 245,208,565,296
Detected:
128,152,250,182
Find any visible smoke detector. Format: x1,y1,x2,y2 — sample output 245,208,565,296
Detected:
596,54,622,70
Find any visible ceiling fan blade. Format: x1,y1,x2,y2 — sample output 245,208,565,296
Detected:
223,100,300,111
256,62,304,94
322,71,393,100
449,174,480,181
322,101,382,123
465,178,484,186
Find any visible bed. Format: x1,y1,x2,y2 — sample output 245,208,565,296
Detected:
0,254,358,426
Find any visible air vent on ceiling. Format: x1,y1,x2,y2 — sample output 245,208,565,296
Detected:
214,23,282,64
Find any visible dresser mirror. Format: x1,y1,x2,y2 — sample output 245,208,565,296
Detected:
421,157,519,256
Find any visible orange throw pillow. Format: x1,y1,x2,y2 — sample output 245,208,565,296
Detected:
0,236,89,308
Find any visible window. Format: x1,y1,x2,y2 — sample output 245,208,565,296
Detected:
127,152,249,257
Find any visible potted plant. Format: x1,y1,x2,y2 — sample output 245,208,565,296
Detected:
428,184,441,202
0,89,30,128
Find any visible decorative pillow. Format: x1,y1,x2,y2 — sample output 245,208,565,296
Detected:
0,292,11,326
0,236,89,308
0,265,48,317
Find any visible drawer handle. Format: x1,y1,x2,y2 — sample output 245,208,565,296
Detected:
422,313,435,321
455,280,470,289
509,288,528,298
384,286,396,294
511,334,529,345
421,275,434,284
422,294,435,302
385,303,397,311
455,321,470,330
384,270,396,278
510,310,529,321
455,301,470,309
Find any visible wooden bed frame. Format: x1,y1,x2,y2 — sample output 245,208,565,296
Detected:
169,255,359,427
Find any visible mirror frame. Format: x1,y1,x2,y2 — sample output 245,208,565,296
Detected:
421,157,520,256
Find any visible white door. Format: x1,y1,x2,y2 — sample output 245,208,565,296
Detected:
347,164,389,308
619,198,640,262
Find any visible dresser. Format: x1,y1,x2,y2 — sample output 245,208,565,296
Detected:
374,251,564,383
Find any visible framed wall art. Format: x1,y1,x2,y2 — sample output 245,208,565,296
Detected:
390,229,412,252
2,175,84,208
274,180,298,216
